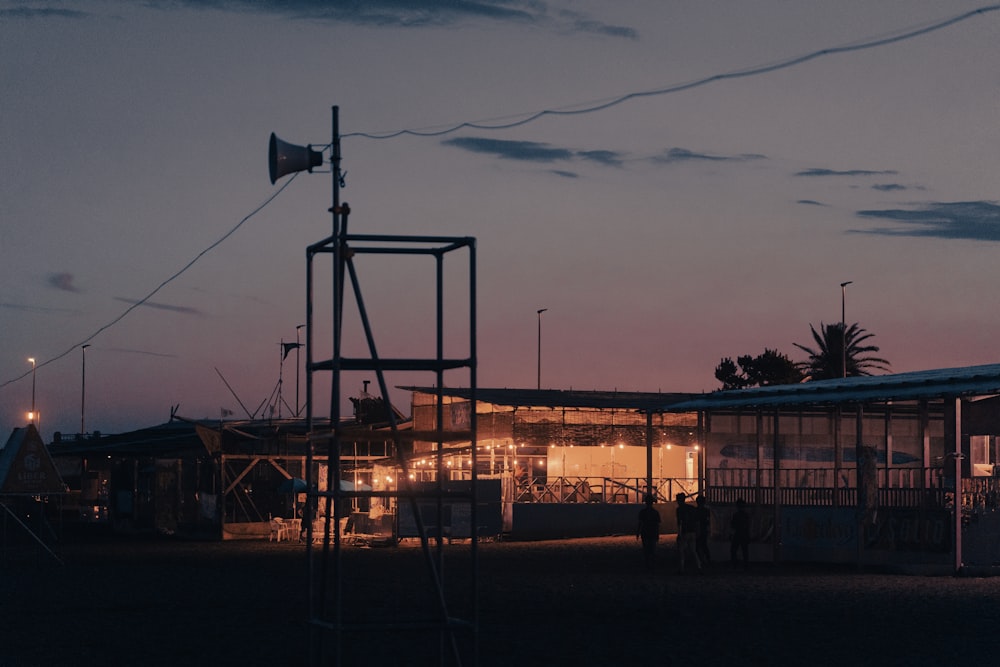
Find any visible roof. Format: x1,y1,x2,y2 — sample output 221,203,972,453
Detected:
665,363,1000,411
46,416,407,458
403,387,699,412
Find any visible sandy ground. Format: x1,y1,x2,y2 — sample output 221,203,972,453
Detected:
4,532,1000,666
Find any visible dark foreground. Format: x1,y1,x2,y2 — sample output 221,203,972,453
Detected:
3,534,1000,666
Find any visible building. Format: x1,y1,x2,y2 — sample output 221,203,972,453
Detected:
406,387,702,539
47,396,403,540
667,363,1000,571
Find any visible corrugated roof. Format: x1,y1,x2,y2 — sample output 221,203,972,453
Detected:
402,387,699,411
665,363,1000,411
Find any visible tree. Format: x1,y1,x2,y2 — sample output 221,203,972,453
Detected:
793,322,890,380
715,348,804,390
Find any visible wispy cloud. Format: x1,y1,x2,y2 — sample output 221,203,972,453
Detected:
442,137,627,167
47,272,81,293
0,7,91,19
797,199,828,207
444,137,572,162
0,302,76,314
113,296,204,316
577,150,624,167
795,167,898,177
166,1,637,36
650,148,766,164
102,346,177,358
853,201,1000,242
556,9,637,39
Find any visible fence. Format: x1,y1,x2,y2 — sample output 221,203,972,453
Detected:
511,476,699,504
706,467,1000,513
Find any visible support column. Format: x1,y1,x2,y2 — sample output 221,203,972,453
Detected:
954,398,963,574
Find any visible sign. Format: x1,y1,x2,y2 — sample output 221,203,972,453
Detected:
0,425,66,495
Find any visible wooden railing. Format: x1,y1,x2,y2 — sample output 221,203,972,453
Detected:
512,476,700,504
707,467,958,509
506,471,1000,512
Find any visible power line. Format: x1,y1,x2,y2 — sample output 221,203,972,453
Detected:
345,4,1000,140
5,4,997,393
0,174,300,391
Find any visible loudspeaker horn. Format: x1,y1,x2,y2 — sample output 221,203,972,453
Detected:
268,132,324,184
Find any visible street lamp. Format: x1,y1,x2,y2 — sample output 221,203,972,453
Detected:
536,308,548,390
81,344,90,434
28,357,36,422
295,324,305,417
840,281,853,378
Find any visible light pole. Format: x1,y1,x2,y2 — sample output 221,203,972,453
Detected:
81,344,90,434
840,281,853,378
28,357,36,423
295,324,305,417
536,308,547,390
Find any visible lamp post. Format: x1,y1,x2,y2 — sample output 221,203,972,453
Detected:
840,281,853,378
295,324,305,417
81,344,90,435
536,308,547,390
28,357,36,423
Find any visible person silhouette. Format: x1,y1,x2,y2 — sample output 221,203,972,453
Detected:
675,493,701,573
730,498,751,570
695,495,712,566
637,494,661,569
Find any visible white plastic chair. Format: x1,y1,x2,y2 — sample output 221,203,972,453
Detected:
269,517,289,542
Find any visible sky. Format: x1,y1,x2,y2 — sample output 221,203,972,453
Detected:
2,0,999,439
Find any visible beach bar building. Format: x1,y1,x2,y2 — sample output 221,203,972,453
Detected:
667,364,1000,572
405,387,702,540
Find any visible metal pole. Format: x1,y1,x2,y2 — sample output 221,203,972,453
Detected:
81,344,90,434
28,357,36,423
296,324,305,416
840,281,852,378
954,398,963,573
536,308,547,390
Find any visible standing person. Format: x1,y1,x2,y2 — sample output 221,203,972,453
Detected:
675,493,701,573
695,495,712,566
730,498,751,569
636,494,661,569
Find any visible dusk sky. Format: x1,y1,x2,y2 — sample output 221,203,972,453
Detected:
2,1,999,439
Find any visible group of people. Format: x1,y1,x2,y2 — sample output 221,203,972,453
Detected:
636,493,752,572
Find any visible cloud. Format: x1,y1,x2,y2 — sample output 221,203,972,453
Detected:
853,201,1000,241
445,139,772,173
872,183,907,192
795,168,898,177
0,7,91,19
0,302,75,314
797,199,827,207
442,137,626,168
550,170,579,179
444,137,572,162
113,296,204,316
166,1,637,36
650,148,766,164
576,150,624,167
47,272,81,293
103,347,178,358
556,10,637,39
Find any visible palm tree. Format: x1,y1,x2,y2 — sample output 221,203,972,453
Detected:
793,322,890,380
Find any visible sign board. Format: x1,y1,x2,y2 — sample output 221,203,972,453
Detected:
0,425,66,495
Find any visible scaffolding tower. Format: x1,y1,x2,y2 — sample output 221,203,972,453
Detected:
301,107,479,666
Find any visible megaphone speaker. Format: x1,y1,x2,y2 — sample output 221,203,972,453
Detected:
269,132,324,184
